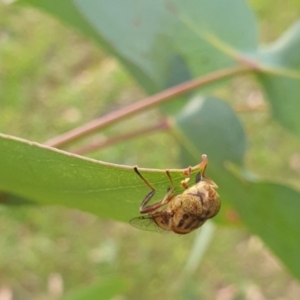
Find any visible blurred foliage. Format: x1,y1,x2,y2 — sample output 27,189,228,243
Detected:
1,0,300,299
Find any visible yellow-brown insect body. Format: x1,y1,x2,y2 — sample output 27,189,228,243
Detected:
150,179,220,234
130,154,221,234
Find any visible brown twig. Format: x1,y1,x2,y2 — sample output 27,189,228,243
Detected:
72,119,170,155
45,65,252,148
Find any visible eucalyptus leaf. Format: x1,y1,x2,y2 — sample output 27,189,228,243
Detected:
17,0,157,91
258,21,300,135
18,0,257,91
175,96,247,167
73,0,257,80
0,134,202,223
174,96,300,279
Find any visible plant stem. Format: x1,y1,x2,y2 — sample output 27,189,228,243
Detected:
72,119,170,155
45,65,251,148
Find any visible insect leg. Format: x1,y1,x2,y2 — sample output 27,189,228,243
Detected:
160,170,175,205
140,170,175,213
181,167,192,189
195,154,208,183
134,167,175,214
182,154,209,185
139,190,159,214
134,167,157,214
199,154,208,176
134,167,155,191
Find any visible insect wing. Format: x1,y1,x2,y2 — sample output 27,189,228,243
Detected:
129,215,165,233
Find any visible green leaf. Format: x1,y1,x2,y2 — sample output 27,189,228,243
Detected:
0,134,200,223
74,0,258,82
175,96,247,166
170,0,258,74
17,0,157,91
220,173,300,280
174,96,300,279
18,0,300,135
60,278,126,300
18,0,257,91
258,22,300,135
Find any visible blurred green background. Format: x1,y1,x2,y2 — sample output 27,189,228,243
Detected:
1,0,300,299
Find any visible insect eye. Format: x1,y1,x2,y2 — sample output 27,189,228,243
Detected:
195,172,201,183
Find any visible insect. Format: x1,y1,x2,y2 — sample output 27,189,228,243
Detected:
130,154,220,234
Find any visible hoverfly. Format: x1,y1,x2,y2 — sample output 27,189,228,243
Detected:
130,154,220,234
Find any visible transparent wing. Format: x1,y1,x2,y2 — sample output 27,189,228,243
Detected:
129,214,166,233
